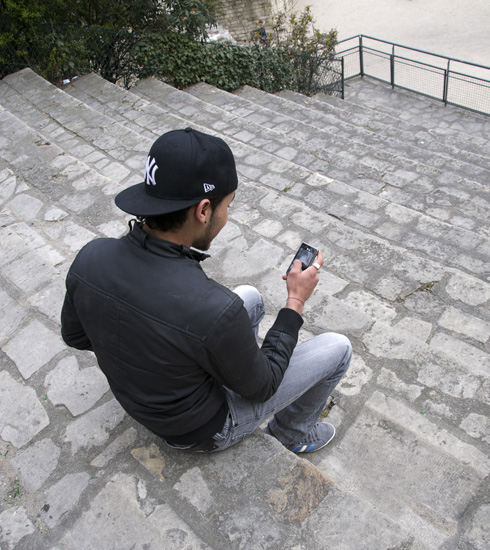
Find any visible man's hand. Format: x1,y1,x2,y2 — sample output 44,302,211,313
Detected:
283,250,324,314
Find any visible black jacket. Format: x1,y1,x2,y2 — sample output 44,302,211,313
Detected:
61,223,303,444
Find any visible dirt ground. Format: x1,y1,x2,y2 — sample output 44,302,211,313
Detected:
291,0,489,67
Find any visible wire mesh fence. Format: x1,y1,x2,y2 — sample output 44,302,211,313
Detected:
336,35,490,116
447,71,490,114
291,54,343,97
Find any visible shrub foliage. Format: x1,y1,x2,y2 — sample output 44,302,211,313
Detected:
0,0,340,96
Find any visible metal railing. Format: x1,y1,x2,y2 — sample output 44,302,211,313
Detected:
336,35,490,116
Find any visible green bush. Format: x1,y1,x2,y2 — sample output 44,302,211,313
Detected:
0,1,341,96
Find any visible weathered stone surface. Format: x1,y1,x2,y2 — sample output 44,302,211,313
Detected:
91,427,138,468
266,459,333,525
2,250,58,293
64,399,126,454
11,438,61,492
40,472,89,528
312,296,373,333
0,506,35,550
317,391,489,544
1,59,490,550
306,487,428,550
337,355,373,396
221,238,283,277
460,503,490,550
363,318,431,360
59,474,212,550
460,413,490,444
0,288,26,344
376,368,423,401
9,193,43,220
438,306,490,343
0,371,49,448
445,273,490,306
4,319,65,379
45,356,109,416
173,466,214,515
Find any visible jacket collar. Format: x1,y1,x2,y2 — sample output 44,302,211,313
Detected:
126,220,210,262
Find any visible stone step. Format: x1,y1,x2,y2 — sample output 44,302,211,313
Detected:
344,77,490,142
75,74,490,245
1,69,489,550
0,105,129,338
310,391,490,549
276,87,490,165
184,82,490,238
234,83,490,183
65,73,490,279
0,69,148,191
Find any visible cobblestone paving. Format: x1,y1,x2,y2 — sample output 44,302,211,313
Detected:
0,69,488,549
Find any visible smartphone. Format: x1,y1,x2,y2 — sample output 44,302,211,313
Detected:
286,243,318,275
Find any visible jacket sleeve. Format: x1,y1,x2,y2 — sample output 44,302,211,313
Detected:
60,287,93,351
202,300,303,402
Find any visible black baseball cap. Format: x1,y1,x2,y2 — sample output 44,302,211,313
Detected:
115,128,238,216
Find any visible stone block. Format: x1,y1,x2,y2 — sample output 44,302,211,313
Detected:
317,392,489,545
40,472,89,528
337,356,373,396
376,368,423,401
437,306,490,343
266,459,333,525
429,332,489,374
91,427,138,468
306,487,428,550
221,238,283,277
59,474,211,550
65,399,126,454
445,273,490,306
460,503,490,550
173,466,214,515
460,414,490,444
363,318,430,360
11,438,61,492
4,319,65,379
59,191,95,213
0,288,26,344
313,296,373,334
28,276,66,322
62,220,96,253
45,356,109,416
0,506,35,550
9,193,43,220
0,371,49,448
2,250,58,293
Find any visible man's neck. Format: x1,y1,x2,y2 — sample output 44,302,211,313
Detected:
142,223,193,248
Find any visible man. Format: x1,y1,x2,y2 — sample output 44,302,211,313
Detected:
61,127,351,453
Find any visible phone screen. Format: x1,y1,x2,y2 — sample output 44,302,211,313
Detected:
286,243,318,274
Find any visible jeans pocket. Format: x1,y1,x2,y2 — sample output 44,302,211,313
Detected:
212,413,232,443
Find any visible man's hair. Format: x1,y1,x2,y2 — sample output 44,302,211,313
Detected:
141,196,226,233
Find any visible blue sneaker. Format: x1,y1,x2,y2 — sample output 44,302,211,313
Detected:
285,422,336,453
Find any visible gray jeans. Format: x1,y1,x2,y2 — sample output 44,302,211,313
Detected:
210,285,352,452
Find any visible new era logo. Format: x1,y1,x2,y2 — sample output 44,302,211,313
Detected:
203,183,215,193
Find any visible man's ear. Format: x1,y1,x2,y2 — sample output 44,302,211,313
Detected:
194,199,211,224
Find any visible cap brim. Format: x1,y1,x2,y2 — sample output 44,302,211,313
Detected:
115,183,200,216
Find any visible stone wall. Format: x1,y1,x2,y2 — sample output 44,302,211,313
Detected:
217,0,276,44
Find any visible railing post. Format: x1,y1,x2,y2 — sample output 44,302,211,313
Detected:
390,45,395,88
359,35,364,77
341,57,345,99
443,59,450,105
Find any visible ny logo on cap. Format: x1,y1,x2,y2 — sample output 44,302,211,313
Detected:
145,156,158,186
203,183,215,193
